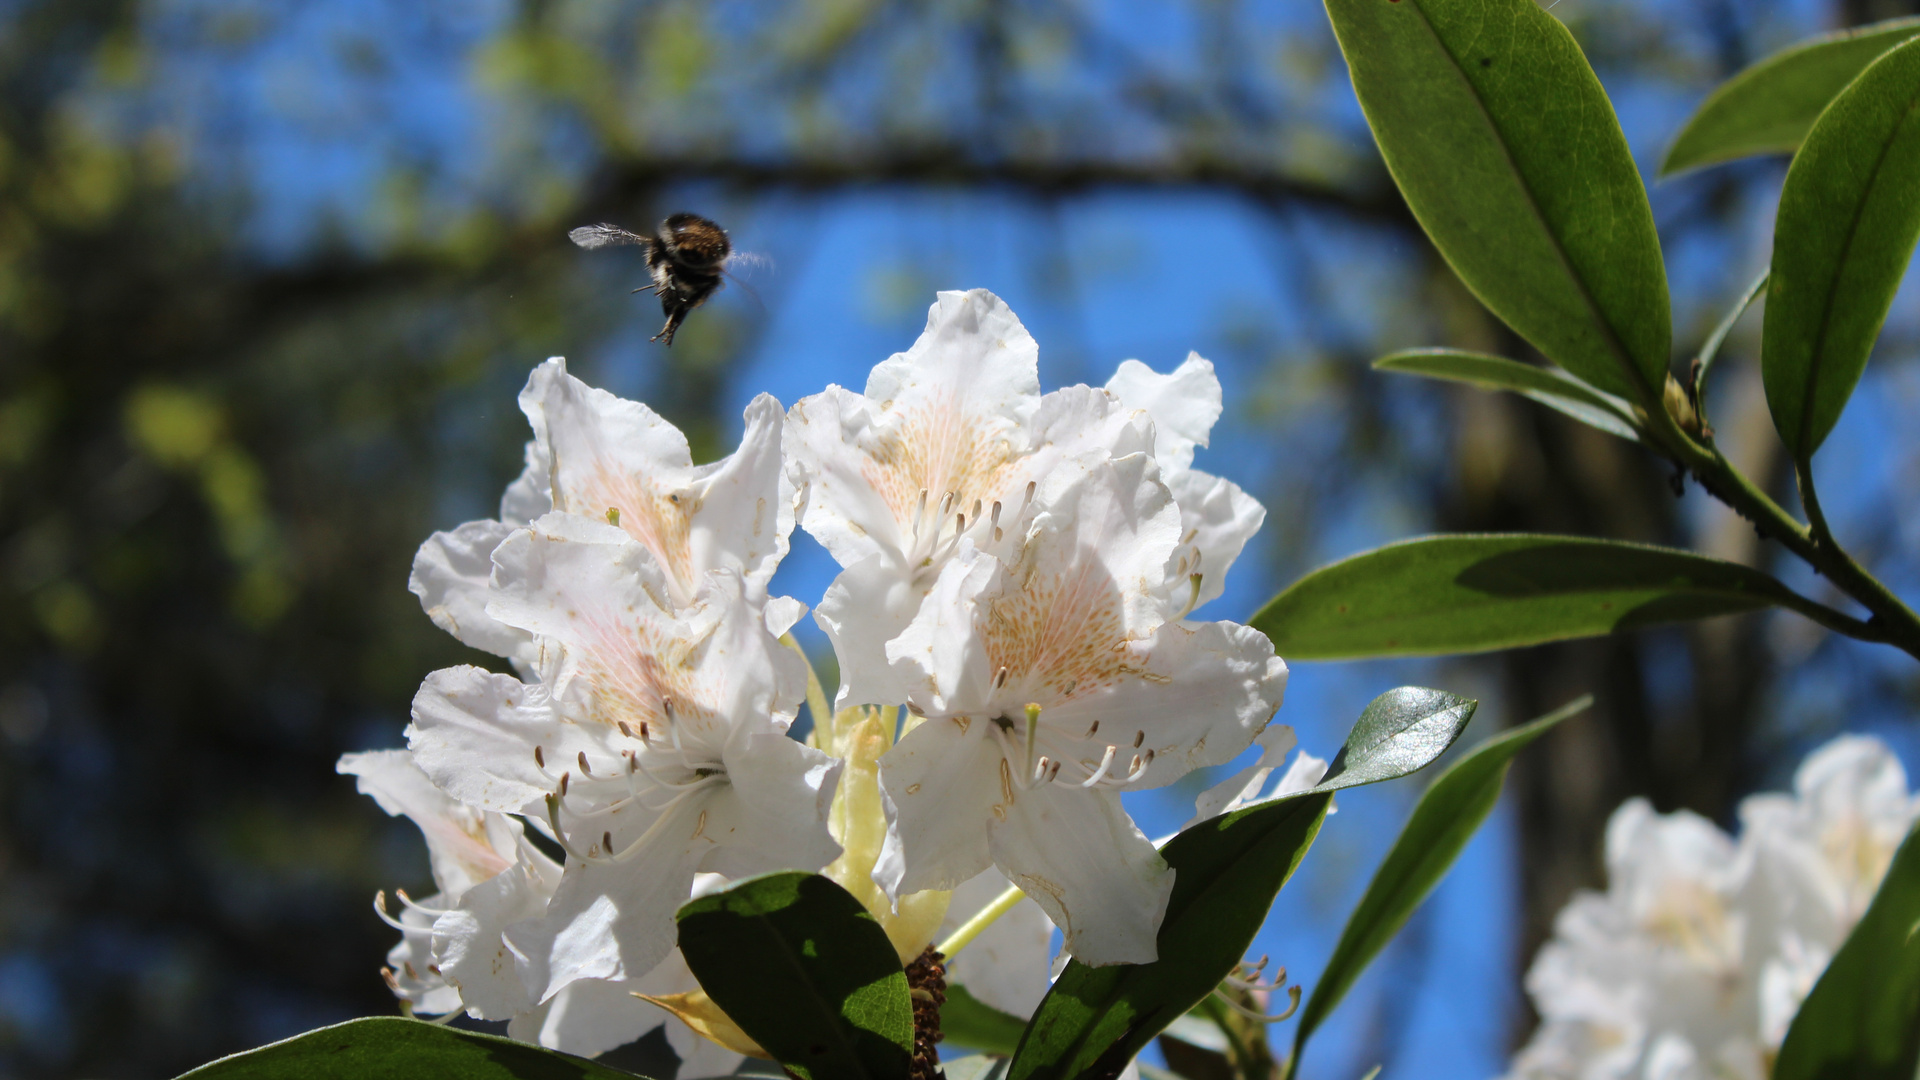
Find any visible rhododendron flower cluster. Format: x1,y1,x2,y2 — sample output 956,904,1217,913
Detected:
1504,734,1920,1080
338,289,1288,1064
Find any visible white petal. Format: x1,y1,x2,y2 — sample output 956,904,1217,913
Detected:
815,553,930,709
764,594,807,640
789,290,1041,571
408,520,537,665
988,782,1171,967
517,976,663,1059
338,749,516,896
884,545,1002,717
941,867,1055,1018
505,792,711,1001
435,859,556,1019
487,517,805,750
681,393,792,598
1044,619,1286,789
1187,724,1297,828
700,731,844,880
1166,468,1265,613
876,716,1005,899
1105,353,1222,474
409,666,573,816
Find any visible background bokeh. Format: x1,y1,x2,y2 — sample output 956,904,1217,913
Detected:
4,0,1920,1076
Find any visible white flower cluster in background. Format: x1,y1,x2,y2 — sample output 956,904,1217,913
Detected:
1505,734,1920,1080
337,289,1290,1066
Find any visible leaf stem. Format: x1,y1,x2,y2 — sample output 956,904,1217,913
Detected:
1643,406,1920,659
935,884,1026,959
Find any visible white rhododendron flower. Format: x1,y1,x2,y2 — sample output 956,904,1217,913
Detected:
410,357,798,674
873,453,1287,965
408,513,842,1003
1506,734,1920,1080
339,751,741,1069
788,289,1230,709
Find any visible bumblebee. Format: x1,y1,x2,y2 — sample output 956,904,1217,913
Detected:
569,213,734,345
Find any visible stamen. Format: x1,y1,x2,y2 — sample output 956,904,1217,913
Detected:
381,966,402,992
533,745,545,769
603,830,613,854
618,721,633,738
372,891,410,931
1049,760,1063,782
1133,730,1145,748
396,889,452,917
1086,719,1100,737
993,526,1003,543
970,499,982,525
940,491,956,518
578,751,593,775
905,701,926,717
1080,744,1120,787
1024,480,1036,505
606,507,621,526
990,501,1002,529
994,666,1009,690
559,771,570,798
543,793,597,863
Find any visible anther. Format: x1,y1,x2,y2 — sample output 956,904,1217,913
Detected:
994,666,1009,690
404,961,419,979
993,526,1003,543
1024,480,1036,505
1049,760,1063,782
639,721,651,741
607,507,621,526
990,500,1002,528
905,701,926,717
1034,755,1052,782
427,964,441,977
940,491,956,517
381,967,401,992
579,751,592,775
618,721,633,738
534,745,545,769
603,830,613,854
1133,730,1145,748
954,513,965,535
970,499,982,523
661,696,675,719
559,772,570,797
1086,720,1100,737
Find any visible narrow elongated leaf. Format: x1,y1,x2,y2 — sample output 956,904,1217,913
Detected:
942,984,1028,1057
1662,17,1920,175
1286,696,1591,1079
1252,534,1795,660
1773,822,1920,1080
1324,0,1670,402
1763,35,1920,458
1374,350,1642,442
175,1016,650,1080
1007,689,1476,1080
677,871,913,1080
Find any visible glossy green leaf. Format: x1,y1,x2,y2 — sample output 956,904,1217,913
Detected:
1763,35,1920,459
1007,689,1476,1080
1774,821,1920,1080
1373,349,1642,442
942,984,1028,1057
676,871,912,1080
1662,17,1920,175
1285,696,1591,1079
1253,534,1795,659
1324,0,1671,402
175,1017,650,1080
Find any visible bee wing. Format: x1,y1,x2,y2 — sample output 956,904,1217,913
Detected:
569,223,651,250
725,250,775,276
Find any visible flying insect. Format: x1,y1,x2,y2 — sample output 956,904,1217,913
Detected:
569,213,736,346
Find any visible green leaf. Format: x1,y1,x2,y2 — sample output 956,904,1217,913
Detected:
1252,534,1795,660
1285,696,1591,1079
942,984,1029,1057
1762,35,1920,459
1323,0,1671,402
1774,821,1920,1080
676,871,913,1080
1006,688,1476,1080
175,1016,651,1080
1661,17,1920,175
1373,349,1642,442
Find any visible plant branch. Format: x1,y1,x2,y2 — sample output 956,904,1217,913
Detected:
1643,404,1920,660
